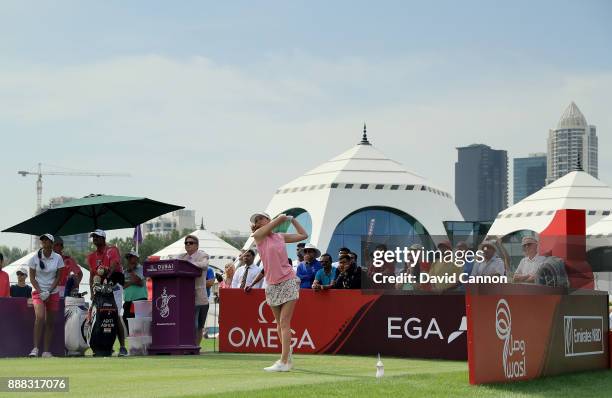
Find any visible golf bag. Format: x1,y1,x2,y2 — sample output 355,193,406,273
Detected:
64,296,89,356
86,283,119,356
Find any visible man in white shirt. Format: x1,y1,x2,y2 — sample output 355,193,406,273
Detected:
513,236,546,284
176,234,209,347
232,249,262,289
471,240,505,277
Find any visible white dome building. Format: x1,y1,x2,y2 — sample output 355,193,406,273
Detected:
488,171,612,237
245,127,463,258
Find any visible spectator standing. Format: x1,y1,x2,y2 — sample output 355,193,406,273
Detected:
122,250,148,334
296,244,322,289
332,247,351,269
313,254,336,291
513,237,546,284
0,253,9,298
219,263,235,288
471,241,506,277
11,267,33,298
53,237,83,298
428,241,462,292
232,250,263,289
293,243,305,271
334,254,362,289
176,234,210,347
27,234,64,358
455,241,474,283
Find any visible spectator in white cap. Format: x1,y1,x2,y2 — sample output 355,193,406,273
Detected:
122,250,148,334
27,233,64,357
296,243,322,289
86,229,128,356
471,240,506,277
10,267,32,298
513,236,546,284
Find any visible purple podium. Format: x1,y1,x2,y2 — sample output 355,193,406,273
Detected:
144,259,202,355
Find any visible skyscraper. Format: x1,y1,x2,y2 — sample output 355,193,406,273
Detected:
546,102,598,184
455,144,508,222
513,153,547,203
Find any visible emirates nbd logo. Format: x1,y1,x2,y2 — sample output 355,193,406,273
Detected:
564,316,604,357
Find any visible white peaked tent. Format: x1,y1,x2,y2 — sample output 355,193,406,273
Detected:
488,171,612,237
151,228,240,270
5,251,91,297
242,131,463,254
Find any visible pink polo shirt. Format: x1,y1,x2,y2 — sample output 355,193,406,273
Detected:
257,233,295,285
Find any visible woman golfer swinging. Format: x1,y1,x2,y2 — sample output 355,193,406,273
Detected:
247,212,307,372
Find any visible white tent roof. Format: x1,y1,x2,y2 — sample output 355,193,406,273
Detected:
587,214,612,248
489,171,612,236
151,229,240,270
278,141,451,197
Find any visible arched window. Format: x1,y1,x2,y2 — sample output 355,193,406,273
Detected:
272,208,312,264
325,206,431,266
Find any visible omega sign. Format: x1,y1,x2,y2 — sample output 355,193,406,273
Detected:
227,300,315,350
496,299,527,379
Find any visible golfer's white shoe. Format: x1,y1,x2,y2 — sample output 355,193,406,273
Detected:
28,347,39,357
41,352,53,358
264,361,291,372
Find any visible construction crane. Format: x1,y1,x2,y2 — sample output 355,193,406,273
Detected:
18,163,131,213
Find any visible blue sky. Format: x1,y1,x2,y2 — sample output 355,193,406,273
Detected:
1,1,611,249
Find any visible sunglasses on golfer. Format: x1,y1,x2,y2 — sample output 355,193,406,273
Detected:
184,241,197,246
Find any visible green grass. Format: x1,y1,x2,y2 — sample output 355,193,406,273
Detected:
0,340,610,398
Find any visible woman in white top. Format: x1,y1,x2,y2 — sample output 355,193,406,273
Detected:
27,234,64,358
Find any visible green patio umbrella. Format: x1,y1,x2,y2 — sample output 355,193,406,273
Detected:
2,194,184,236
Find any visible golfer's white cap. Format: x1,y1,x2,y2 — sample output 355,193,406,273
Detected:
39,233,54,242
90,229,106,238
250,212,271,224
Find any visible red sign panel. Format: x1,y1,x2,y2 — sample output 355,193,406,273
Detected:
466,285,609,384
219,289,467,360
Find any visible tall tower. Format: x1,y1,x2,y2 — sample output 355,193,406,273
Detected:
455,144,508,222
546,102,598,184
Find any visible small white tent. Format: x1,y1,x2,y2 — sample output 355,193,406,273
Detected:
151,228,240,271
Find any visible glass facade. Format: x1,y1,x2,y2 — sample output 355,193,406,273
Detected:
325,206,431,266
272,208,313,263
513,154,546,203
